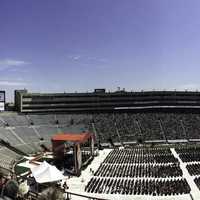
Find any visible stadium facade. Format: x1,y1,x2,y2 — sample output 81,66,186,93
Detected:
14,89,200,113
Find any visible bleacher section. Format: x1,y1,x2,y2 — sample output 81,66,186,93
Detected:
0,127,22,145
92,113,200,142
1,112,200,176
0,147,22,175
1,114,29,126
28,114,55,125
35,126,59,140
1,113,200,154
14,127,39,143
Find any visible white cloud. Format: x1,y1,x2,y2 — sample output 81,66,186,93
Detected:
67,55,108,63
72,56,81,60
67,55,81,61
87,56,108,63
0,59,30,70
0,59,28,66
0,80,28,86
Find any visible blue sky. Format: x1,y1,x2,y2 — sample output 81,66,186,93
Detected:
1,0,200,101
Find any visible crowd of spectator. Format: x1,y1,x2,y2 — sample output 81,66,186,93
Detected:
194,177,200,190
175,146,200,162
103,149,178,164
186,163,200,176
85,178,190,195
179,153,200,162
120,147,172,154
85,147,190,196
175,145,200,154
0,173,19,200
94,163,182,178
1,112,200,148
92,113,200,142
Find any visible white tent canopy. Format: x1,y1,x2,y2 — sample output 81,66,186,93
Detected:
30,161,65,183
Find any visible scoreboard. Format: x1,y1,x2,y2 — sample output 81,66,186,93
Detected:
0,91,5,111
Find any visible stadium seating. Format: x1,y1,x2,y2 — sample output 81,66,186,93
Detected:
92,113,200,142
1,112,200,179
1,113,200,146
183,113,200,139
0,127,22,145
0,115,29,126
13,127,40,143
85,177,190,195
0,147,22,174
35,126,59,140
92,113,118,142
61,124,87,133
1,112,200,198
28,114,55,125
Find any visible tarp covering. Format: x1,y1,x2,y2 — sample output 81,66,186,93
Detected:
30,161,65,183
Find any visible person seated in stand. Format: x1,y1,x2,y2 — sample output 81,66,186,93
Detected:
0,180,19,200
38,187,64,200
